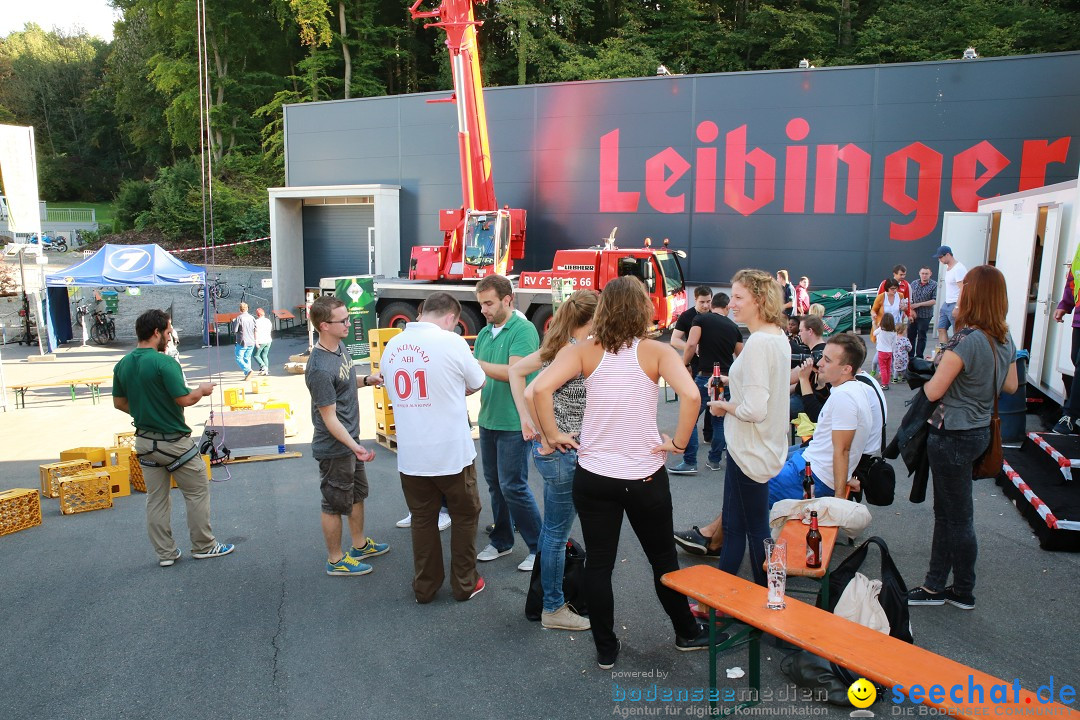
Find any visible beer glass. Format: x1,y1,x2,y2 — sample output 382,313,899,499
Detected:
765,538,787,610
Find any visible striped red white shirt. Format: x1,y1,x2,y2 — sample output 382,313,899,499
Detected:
579,339,665,479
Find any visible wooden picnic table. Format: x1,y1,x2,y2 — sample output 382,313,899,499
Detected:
10,376,111,409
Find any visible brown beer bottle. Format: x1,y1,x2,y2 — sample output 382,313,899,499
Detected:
713,362,724,401
806,511,822,568
803,460,814,499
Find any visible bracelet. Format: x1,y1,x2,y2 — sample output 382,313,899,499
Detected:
671,440,685,452
362,375,370,386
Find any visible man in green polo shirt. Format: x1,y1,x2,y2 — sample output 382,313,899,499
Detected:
473,274,542,572
113,309,234,567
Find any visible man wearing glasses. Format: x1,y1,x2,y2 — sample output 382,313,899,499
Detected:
305,295,388,576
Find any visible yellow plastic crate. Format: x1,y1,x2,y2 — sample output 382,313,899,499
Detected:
374,405,395,428
59,471,113,515
375,419,396,436
0,489,42,536
373,387,393,413
129,459,146,493
367,327,402,365
170,455,211,486
262,400,293,419
39,460,93,499
249,378,270,394
101,465,132,498
223,387,246,407
114,432,136,449
105,446,133,468
59,446,108,467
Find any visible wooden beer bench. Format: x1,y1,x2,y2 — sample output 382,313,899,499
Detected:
10,376,111,409
209,312,240,340
272,309,296,331
662,566,1079,718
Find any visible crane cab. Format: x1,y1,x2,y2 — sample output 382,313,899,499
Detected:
462,208,511,278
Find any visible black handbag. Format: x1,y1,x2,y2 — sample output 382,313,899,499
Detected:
854,376,895,506
524,538,588,621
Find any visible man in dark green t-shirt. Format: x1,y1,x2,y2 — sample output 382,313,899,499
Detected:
113,309,234,567
473,274,542,571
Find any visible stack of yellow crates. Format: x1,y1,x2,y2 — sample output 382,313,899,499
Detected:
0,489,42,536
368,327,401,451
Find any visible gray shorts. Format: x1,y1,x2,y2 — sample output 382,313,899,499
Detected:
938,302,957,331
318,454,369,514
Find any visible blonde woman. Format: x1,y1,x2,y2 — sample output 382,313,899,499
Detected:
709,269,791,585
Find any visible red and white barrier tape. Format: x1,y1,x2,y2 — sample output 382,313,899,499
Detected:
1002,460,1059,530
170,236,270,253
1026,432,1075,480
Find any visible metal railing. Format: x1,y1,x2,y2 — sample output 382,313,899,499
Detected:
45,208,96,224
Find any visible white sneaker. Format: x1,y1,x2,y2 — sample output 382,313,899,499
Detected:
517,553,536,572
438,512,451,531
396,513,412,528
477,544,512,562
541,603,591,631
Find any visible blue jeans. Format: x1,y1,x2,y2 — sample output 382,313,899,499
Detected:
924,427,988,596
479,428,541,553
768,449,831,508
683,377,727,466
908,316,931,359
532,441,578,612
717,458,771,586
234,344,254,373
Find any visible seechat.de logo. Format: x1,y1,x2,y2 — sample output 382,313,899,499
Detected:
106,248,151,274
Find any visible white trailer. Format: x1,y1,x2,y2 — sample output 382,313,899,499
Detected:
940,176,1079,405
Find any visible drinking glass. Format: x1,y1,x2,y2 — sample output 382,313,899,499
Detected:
765,538,787,610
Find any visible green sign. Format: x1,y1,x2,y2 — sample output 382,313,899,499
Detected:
334,277,376,362
551,277,575,313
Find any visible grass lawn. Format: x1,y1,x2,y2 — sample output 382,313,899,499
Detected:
53,201,115,230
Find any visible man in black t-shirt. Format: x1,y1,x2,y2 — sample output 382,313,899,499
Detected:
670,285,713,375
669,293,743,474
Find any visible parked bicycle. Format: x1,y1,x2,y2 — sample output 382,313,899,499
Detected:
90,309,116,345
73,300,91,327
191,274,231,301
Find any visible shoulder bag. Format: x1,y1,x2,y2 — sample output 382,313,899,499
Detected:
853,376,895,506
972,332,1004,479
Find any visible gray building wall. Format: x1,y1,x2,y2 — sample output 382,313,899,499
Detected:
283,53,1080,288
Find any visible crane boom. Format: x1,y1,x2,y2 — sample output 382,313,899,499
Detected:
407,0,526,281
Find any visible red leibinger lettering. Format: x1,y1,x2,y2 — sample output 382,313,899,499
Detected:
598,120,1072,242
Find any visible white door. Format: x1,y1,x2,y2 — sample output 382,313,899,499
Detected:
1028,205,1063,388
935,212,991,333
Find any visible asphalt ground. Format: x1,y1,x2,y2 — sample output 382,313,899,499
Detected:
1,331,1077,720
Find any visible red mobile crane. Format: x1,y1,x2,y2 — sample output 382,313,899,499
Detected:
366,0,687,337
407,0,526,281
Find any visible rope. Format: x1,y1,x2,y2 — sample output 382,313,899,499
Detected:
170,236,269,253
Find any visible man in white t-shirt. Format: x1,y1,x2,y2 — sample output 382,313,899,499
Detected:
381,292,487,603
935,245,968,345
768,333,884,505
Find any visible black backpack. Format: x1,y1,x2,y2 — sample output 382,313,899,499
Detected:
524,538,588,621
782,537,913,705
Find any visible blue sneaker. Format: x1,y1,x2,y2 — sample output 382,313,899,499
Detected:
327,554,372,576
192,542,234,559
667,461,698,475
349,537,389,560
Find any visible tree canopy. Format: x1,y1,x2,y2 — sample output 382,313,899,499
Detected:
0,0,1076,245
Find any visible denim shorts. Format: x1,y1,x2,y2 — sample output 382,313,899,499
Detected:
318,454,369,514
938,302,957,331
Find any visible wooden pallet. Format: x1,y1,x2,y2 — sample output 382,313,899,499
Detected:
375,431,398,452
227,451,303,465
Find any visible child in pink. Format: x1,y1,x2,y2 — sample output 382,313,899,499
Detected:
876,313,897,389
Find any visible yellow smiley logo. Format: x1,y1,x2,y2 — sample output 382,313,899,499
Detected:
848,678,877,708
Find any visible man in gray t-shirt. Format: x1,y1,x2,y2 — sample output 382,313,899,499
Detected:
233,302,257,377
304,295,387,576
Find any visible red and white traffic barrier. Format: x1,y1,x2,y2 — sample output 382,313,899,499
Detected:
169,236,270,253
1002,460,1060,530
1026,432,1076,481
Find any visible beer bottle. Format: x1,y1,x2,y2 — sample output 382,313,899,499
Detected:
803,460,814,500
712,362,724,401
806,511,822,568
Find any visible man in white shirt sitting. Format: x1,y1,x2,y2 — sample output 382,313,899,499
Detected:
768,333,885,505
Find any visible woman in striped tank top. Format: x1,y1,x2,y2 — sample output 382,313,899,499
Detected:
509,290,598,632
707,269,791,587
531,277,711,670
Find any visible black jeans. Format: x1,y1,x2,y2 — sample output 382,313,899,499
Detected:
908,316,931,359
573,464,699,657
924,427,989,596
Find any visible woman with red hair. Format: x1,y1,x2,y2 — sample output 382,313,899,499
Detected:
908,265,1018,611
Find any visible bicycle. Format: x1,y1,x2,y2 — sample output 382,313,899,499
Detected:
191,275,231,301
90,309,116,345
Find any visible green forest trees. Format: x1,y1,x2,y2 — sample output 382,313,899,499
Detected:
0,0,1077,246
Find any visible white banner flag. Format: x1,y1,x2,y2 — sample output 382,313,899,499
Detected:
0,124,42,237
